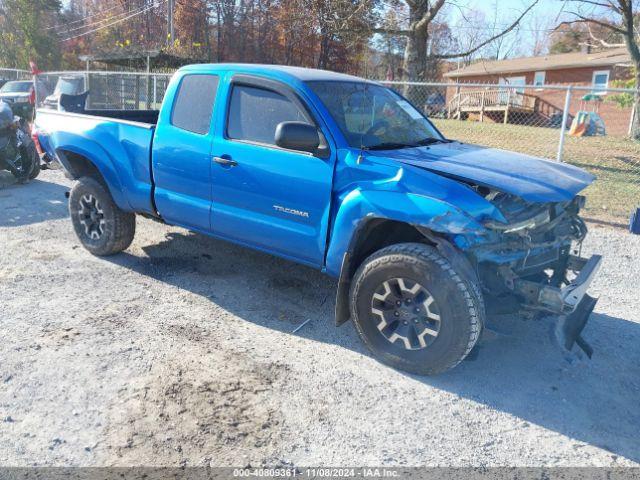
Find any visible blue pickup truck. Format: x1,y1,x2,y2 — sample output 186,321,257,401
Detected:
35,64,601,374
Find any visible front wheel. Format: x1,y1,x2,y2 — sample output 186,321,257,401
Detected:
350,243,483,375
69,176,136,256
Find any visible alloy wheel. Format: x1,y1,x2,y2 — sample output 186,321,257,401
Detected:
370,277,441,350
78,194,106,240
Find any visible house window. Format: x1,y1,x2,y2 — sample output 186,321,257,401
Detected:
533,71,545,88
592,70,610,94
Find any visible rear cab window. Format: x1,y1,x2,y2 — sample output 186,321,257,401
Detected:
226,84,309,145
171,74,219,134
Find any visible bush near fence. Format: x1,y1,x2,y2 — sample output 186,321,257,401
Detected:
25,70,639,225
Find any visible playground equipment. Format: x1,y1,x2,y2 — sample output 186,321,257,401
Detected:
568,94,606,137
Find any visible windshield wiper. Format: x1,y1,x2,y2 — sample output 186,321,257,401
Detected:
414,137,449,146
363,142,419,151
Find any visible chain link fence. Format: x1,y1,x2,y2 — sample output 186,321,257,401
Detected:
33,71,172,111
22,68,640,225
0,68,31,82
383,81,640,225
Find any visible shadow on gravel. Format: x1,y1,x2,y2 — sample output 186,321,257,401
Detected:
0,178,69,227
107,230,640,464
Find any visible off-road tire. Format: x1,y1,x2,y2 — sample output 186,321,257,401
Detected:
26,142,40,180
69,176,135,256
350,242,483,375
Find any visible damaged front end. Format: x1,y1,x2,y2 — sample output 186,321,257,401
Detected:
466,191,601,357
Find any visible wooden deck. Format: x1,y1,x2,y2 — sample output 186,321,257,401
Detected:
448,88,537,123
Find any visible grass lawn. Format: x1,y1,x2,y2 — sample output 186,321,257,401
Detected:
432,119,640,224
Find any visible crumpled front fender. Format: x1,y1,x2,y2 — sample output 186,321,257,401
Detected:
324,188,487,277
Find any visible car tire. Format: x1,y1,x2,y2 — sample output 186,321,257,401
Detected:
26,142,40,180
350,242,483,375
69,176,135,256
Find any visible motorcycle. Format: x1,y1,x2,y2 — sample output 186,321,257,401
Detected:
0,100,39,182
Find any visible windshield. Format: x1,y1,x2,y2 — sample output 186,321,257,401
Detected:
0,81,32,93
307,81,443,150
54,77,83,95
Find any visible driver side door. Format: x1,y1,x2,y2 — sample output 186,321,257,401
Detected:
210,76,334,267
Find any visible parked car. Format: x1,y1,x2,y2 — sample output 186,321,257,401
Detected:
42,75,85,110
34,65,601,375
0,80,35,120
424,92,446,117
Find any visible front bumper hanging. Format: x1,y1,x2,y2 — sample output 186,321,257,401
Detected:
515,254,602,357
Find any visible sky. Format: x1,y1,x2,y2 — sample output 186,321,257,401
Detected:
447,0,568,57
462,0,566,23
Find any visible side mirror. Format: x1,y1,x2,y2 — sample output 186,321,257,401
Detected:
275,121,320,153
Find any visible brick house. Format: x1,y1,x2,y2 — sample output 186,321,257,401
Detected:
443,48,634,135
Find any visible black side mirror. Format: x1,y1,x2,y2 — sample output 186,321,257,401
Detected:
275,121,320,153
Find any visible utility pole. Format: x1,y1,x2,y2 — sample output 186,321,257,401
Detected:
167,0,174,46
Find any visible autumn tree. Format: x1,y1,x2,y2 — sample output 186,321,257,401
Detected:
0,0,62,69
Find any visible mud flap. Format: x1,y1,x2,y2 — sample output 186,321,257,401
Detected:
555,294,597,358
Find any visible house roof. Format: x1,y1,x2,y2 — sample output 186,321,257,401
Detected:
444,48,631,78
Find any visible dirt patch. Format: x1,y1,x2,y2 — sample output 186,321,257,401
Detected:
100,352,289,466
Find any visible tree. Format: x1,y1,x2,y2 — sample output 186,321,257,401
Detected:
372,0,539,101
0,0,62,69
549,21,620,54
558,1,640,139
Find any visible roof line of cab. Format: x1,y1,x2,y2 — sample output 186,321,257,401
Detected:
177,63,378,85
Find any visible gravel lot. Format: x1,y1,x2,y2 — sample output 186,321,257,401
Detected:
1,169,639,467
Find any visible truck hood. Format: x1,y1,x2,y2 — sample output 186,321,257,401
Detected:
369,142,595,203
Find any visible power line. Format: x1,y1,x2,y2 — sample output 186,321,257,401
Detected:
57,4,158,36
61,0,168,42
46,3,123,30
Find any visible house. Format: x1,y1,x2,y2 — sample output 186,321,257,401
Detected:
443,48,634,135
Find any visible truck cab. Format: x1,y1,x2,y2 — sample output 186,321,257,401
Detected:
35,64,601,375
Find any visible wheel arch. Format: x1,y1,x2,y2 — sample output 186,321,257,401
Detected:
335,218,435,325
334,217,482,326
56,148,130,211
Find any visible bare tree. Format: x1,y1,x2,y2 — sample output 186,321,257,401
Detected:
373,0,539,100
558,0,640,139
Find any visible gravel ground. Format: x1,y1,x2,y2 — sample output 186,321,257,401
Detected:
1,169,639,467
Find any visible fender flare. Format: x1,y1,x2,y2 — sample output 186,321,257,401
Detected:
52,133,130,211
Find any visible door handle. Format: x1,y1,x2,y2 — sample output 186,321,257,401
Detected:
213,156,238,167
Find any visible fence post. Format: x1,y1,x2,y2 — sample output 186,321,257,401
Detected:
135,75,140,109
556,86,572,162
480,90,486,123
503,88,511,124
153,75,157,108
86,72,92,108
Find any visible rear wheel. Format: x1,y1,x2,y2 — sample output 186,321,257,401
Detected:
350,243,483,375
69,176,135,256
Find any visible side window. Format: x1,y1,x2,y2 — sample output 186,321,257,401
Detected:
227,85,308,145
171,74,219,134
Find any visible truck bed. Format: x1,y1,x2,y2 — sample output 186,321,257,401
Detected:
35,108,156,215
